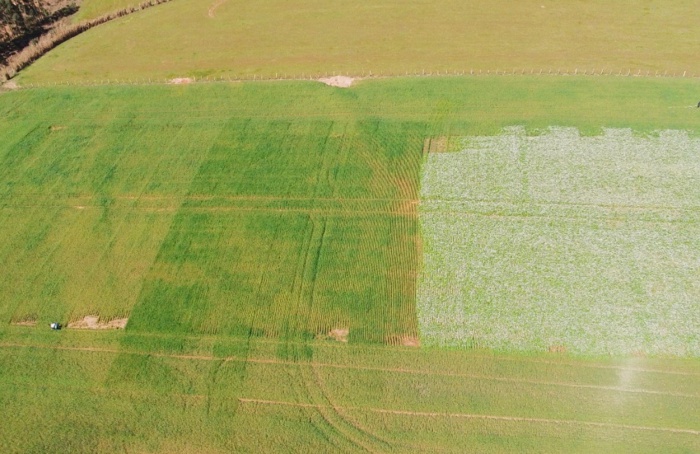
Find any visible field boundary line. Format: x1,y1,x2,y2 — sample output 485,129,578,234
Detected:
2,340,699,376
2,339,698,376
1,195,418,203
8,68,700,91
238,398,700,436
1,342,698,397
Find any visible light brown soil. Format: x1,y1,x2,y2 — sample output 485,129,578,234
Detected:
318,76,355,88
169,77,193,84
548,345,567,353
401,336,420,347
1,81,19,90
327,328,349,343
10,320,37,327
387,335,421,347
68,315,128,330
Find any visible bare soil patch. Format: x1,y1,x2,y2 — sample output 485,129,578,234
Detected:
169,77,193,84
68,315,128,329
548,345,567,354
387,335,421,347
11,320,37,327
324,328,349,343
318,76,355,88
1,80,19,90
401,336,420,347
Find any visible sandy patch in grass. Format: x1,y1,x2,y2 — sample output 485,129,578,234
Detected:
1,81,19,90
169,77,194,84
11,320,37,327
386,335,421,347
68,315,128,329
318,76,355,88
327,328,349,342
400,336,421,347
207,0,226,17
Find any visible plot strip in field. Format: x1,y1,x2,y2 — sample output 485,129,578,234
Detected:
127,119,423,343
419,127,700,355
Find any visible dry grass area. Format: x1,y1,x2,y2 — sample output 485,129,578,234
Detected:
16,0,700,84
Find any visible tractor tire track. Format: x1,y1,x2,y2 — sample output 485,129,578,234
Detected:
1,342,698,398
238,398,700,436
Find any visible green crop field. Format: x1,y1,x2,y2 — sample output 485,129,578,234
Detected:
0,84,425,342
3,0,700,449
1,77,700,451
419,127,700,355
15,0,700,85
2,336,700,453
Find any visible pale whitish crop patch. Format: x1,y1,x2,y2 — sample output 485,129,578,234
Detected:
419,127,700,355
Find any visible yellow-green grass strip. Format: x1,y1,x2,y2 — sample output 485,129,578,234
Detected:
1,342,699,452
15,0,700,84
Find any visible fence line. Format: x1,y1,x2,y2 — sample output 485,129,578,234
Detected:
4,68,699,91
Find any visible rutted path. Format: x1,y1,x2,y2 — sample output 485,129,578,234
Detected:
207,0,227,18
237,398,700,436
1,342,699,397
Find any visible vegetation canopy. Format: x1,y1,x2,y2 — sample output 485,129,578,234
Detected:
1,78,700,451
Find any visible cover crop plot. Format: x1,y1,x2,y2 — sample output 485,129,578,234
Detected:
128,119,424,343
419,127,700,355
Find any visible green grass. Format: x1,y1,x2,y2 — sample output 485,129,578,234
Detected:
0,336,698,453
126,117,422,341
16,0,700,84
1,77,700,451
1,76,698,328
0,83,426,340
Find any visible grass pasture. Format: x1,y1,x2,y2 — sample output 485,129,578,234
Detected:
1,336,699,453
16,0,700,84
72,0,147,22
0,77,699,451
